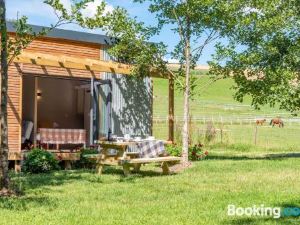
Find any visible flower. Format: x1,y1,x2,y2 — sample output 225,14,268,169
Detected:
204,151,209,156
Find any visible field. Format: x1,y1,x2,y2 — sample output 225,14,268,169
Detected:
152,74,300,151
1,158,299,225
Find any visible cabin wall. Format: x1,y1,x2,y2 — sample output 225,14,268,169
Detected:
21,37,103,79
24,37,101,59
100,49,153,138
8,64,22,153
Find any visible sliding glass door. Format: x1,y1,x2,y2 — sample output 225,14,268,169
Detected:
90,78,112,145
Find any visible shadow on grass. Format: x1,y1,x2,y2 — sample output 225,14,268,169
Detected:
10,165,174,191
207,152,300,161
0,195,57,211
0,165,178,210
103,166,177,183
20,170,90,190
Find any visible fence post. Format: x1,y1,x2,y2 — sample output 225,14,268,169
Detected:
254,125,258,145
220,126,223,143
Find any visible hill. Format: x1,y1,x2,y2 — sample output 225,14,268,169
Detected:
153,73,291,120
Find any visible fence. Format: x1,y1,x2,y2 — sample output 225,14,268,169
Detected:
153,117,300,150
153,115,300,126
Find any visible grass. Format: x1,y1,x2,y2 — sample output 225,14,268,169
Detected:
153,121,300,151
152,75,289,117
1,158,300,225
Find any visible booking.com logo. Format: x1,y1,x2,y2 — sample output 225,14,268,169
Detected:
227,204,300,219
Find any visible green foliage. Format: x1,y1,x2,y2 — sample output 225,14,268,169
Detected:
189,144,207,161
74,148,98,169
22,149,59,174
44,0,169,78
166,144,182,157
7,16,48,64
209,0,300,114
166,143,206,161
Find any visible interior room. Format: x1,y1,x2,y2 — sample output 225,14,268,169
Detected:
22,75,92,150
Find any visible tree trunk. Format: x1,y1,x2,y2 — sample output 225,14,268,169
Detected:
0,0,10,192
181,30,191,165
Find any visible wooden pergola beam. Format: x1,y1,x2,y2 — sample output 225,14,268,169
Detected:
14,51,170,78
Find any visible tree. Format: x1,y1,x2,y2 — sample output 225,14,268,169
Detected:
209,0,300,113
0,0,10,195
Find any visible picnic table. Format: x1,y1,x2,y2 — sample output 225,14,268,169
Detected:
91,141,181,176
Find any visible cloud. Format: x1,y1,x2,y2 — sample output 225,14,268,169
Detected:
59,0,72,14
81,0,114,18
166,58,180,64
6,0,113,34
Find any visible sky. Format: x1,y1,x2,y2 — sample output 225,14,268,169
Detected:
6,0,218,65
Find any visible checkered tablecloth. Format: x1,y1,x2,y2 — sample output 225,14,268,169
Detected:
136,140,166,158
39,128,86,144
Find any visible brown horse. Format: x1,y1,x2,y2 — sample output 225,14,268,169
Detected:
256,119,266,126
270,118,284,128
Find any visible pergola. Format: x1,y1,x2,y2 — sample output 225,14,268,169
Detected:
14,51,175,142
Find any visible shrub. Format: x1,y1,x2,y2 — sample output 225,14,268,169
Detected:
189,143,208,161
166,144,182,157
166,143,208,161
74,148,98,169
22,149,59,173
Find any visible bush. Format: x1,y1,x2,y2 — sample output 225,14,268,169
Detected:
74,148,98,169
166,144,182,157
166,143,208,161
189,143,208,161
22,149,59,173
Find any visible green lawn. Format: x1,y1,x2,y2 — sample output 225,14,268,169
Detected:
1,157,300,225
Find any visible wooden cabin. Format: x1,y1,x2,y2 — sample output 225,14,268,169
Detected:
6,22,174,170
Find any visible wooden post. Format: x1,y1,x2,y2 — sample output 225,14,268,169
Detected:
168,78,174,143
14,160,21,172
220,127,223,143
33,77,38,148
162,162,170,175
150,78,154,136
254,125,258,145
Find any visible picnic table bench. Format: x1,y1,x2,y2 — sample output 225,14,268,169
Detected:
89,141,181,176
120,156,181,176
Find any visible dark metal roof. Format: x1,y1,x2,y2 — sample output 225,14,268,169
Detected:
7,21,112,45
